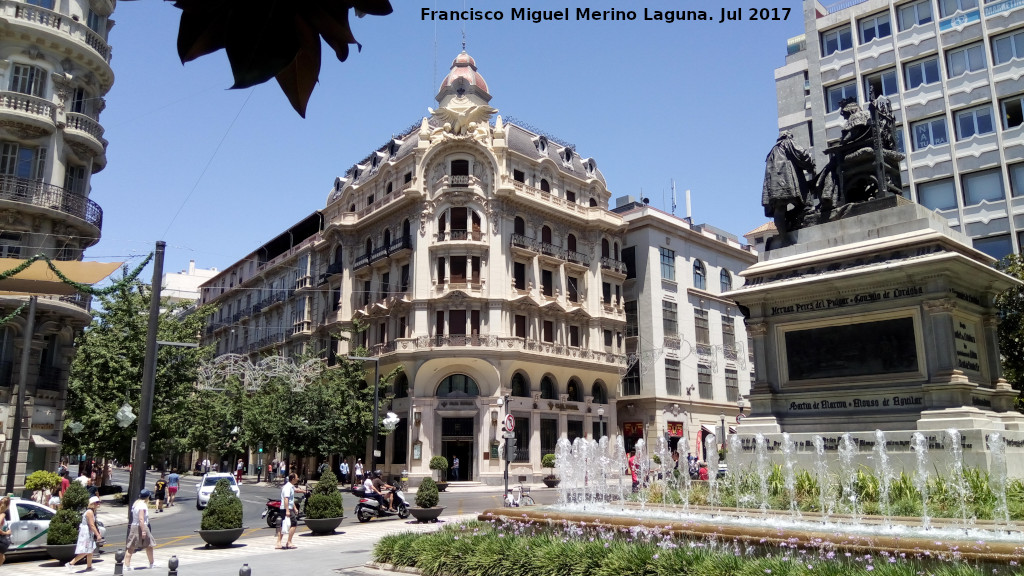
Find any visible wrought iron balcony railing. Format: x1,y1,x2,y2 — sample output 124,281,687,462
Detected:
0,175,102,229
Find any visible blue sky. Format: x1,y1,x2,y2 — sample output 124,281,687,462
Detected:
90,0,805,279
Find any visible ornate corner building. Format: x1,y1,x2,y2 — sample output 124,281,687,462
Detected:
0,0,113,485
199,52,630,483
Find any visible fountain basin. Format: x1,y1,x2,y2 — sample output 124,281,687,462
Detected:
480,506,1024,564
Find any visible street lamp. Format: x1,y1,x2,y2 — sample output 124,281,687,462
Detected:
720,412,726,453
348,355,381,471
496,393,512,498
597,406,605,438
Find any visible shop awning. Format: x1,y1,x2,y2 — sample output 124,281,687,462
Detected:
701,425,716,434
0,259,121,295
30,434,59,448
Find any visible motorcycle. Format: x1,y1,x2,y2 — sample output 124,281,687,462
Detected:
261,485,308,528
353,485,410,522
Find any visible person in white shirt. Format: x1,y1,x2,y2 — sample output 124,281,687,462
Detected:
275,473,299,550
124,490,156,570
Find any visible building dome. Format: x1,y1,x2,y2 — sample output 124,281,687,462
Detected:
436,50,491,105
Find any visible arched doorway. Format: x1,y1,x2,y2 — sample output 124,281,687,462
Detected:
436,374,479,481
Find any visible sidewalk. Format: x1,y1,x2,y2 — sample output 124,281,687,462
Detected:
244,477,535,495
13,513,479,576
95,494,184,529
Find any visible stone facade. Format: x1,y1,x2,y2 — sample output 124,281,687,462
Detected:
0,0,115,488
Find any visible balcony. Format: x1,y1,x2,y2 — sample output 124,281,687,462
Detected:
504,177,594,217
321,261,344,282
438,229,484,242
7,1,112,63
365,334,627,366
0,91,55,134
64,112,107,159
566,250,591,267
294,275,312,292
600,257,627,275
0,175,102,230
292,320,312,337
352,235,413,271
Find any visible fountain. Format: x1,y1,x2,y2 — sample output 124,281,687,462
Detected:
482,429,1024,565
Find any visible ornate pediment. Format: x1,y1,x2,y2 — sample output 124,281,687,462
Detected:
427,97,497,144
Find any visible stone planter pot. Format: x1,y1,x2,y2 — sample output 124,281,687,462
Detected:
45,543,78,564
196,527,246,548
543,477,561,488
435,481,448,492
409,506,444,523
304,516,344,534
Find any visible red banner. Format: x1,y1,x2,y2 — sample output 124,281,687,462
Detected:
623,422,644,437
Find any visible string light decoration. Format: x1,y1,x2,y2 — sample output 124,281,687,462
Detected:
196,354,324,392
0,252,153,296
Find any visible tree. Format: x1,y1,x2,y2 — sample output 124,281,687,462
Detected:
996,254,1024,411
125,0,394,117
63,276,214,464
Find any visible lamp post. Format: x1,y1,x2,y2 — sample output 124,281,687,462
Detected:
348,355,380,471
496,393,511,499
597,406,605,438
720,413,726,453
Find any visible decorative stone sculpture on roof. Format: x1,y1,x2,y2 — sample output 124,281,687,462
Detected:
763,95,904,246
428,103,497,138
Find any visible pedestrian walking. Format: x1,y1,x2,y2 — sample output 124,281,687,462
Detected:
275,473,300,550
154,473,167,513
124,490,156,570
166,468,180,507
354,459,364,484
236,459,245,484
339,460,350,485
451,456,460,481
0,497,12,568
202,458,210,474
67,496,103,572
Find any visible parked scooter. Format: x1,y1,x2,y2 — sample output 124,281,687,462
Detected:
261,484,308,528
353,485,410,522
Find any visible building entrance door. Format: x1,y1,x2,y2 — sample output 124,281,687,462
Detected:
441,417,474,481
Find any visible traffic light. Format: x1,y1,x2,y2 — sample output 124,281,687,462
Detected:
504,437,517,461
258,442,263,453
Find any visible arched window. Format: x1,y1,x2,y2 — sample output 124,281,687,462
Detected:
383,229,391,249
542,225,552,244
511,373,530,397
514,217,525,236
720,269,732,292
435,374,479,397
393,373,409,398
386,182,393,195
350,204,356,212
333,245,343,265
567,234,577,253
364,238,372,257
540,179,550,192
613,242,619,260
402,219,411,239
591,381,607,404
589,198,598,207
693,260,707,290
540,376,556,399
567,379,583,402
601,239,610,258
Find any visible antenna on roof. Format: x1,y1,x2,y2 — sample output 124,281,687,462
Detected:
671,180,677,215
462,30,466,51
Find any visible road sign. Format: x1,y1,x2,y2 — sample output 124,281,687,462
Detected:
736,413,746,424
504,414,515,432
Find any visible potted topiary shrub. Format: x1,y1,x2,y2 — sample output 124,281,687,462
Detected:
542,453,560,488
304,469,346,534
46,481,89,564
196,479,245,547
409,477,443,523
428,456,448,492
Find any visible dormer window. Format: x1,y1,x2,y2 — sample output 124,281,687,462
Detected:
389,140,401,156
535,136,548,154
562,147,573,163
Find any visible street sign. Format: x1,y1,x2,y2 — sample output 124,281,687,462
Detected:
736,413,746,424
504,414,515,432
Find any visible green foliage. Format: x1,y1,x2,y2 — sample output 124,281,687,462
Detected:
416,477,439,508
305,469,344,519
65,275,213,463
24,470,60,493
429,455,448,481
61,481,90,512
542,453,557,475
46,509,81,545
996,254,1024,400
201,479,242,530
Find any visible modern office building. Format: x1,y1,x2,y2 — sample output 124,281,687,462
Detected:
162,260,218,305
776,0,1024,259
199,51,630,483
0,0,114,486
614,198,758,461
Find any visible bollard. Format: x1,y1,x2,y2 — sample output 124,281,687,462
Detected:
240,563,252,576
113,548,126,576
168,555,179,576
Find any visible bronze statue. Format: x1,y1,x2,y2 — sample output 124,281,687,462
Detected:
764,96,905,243
762,130,816,238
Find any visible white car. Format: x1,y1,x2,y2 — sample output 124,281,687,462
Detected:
195,473,240,509
6,497,106,554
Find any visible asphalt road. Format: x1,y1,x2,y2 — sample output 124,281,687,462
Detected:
105,469,557,547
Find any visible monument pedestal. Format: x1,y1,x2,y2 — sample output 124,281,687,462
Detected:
730,198,1024,475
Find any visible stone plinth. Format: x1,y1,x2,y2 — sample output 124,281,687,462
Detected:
730,200,1024,475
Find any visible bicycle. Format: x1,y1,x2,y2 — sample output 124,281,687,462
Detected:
504,484,535,507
